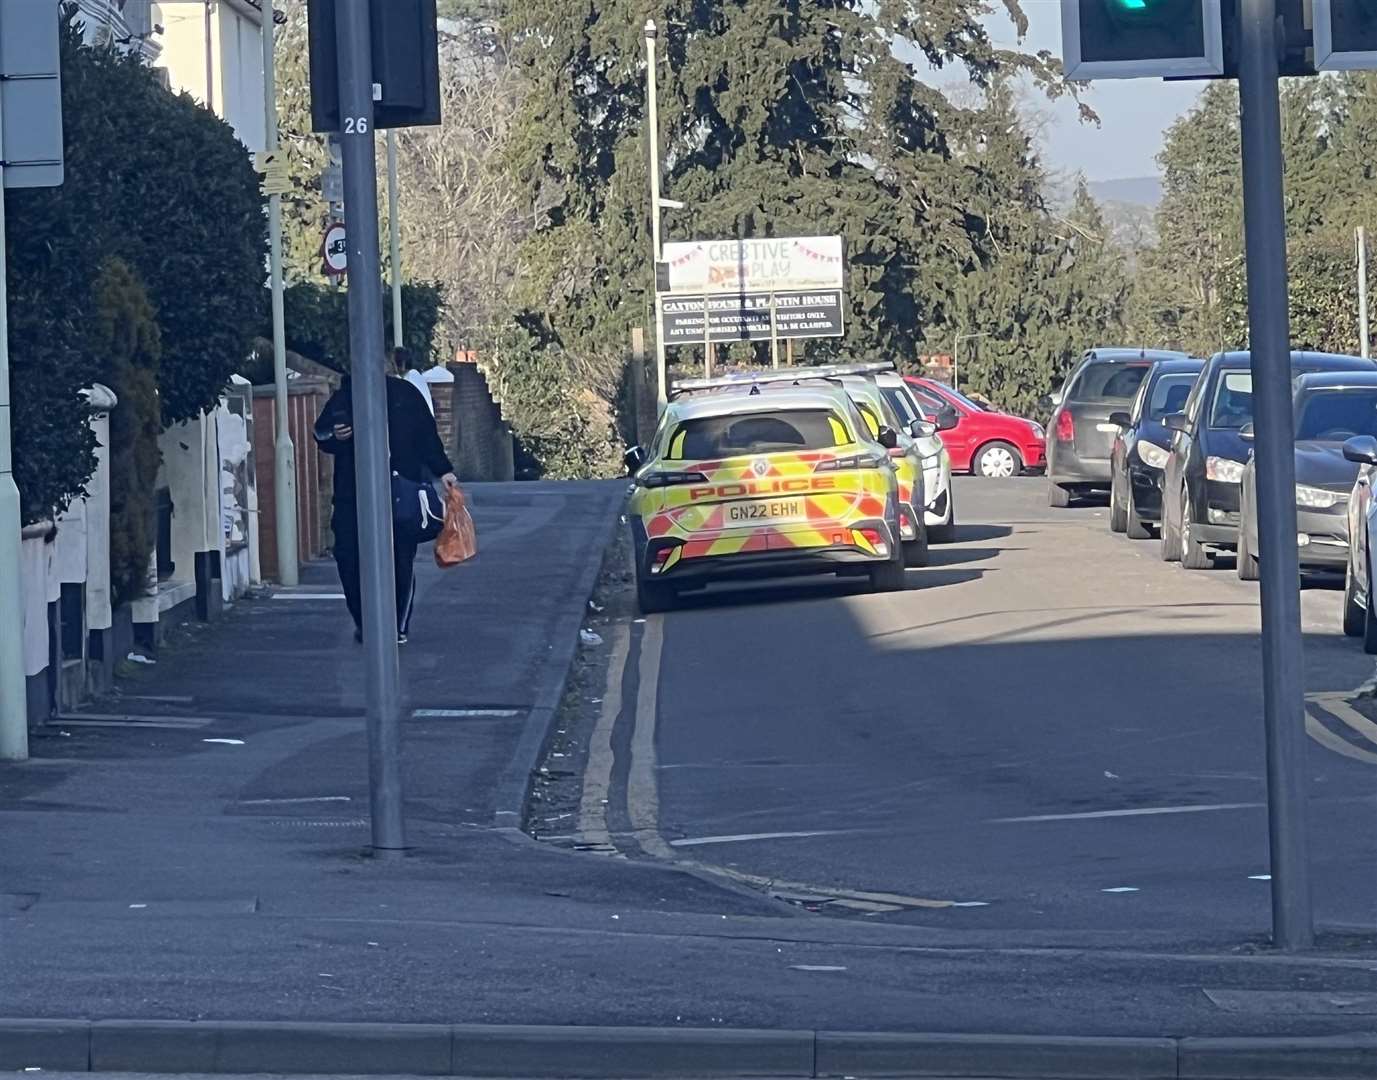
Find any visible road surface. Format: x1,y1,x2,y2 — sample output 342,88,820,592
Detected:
543,475,1377,943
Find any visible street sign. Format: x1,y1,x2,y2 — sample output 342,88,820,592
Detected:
660,291,845,345
322,161,344,206
1060,0,1224,79
660,237,845,295
0,0,64,189
254,150,291,197
322,222,348,275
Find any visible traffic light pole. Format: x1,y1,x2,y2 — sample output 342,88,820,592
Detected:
1236,0,1313,950
335,0,407,853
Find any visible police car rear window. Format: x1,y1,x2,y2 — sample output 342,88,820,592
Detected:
667,410,849,459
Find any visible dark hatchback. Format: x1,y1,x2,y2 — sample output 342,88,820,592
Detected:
1237,371,1377,580
1045,348,1192,508
1161,351,1376,570
1108,358,1204,538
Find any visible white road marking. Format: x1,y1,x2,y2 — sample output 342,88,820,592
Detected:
577,622,629,849
1102,887,1140,893
239,796,352,805
991,801,1261,824
202,738,245,746
1250,874,1272,881
1305,712,1377,765
272,593,347,600
790,964,847,972
412,708,522,718
669,829,854,848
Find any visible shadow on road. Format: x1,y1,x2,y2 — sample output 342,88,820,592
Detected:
926,545,1008,567
952,524,1015,542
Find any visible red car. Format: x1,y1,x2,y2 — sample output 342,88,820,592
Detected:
904,377,1047,478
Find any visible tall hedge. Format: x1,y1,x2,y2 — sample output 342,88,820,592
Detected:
4,7,267,522
94,260,162,606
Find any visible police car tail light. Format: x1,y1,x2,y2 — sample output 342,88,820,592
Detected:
641,470,709,488
815,452,885,472
899,510,915,539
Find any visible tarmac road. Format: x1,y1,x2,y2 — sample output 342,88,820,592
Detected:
578,475,1377,941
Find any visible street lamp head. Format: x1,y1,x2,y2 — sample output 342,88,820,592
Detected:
645,18,658,39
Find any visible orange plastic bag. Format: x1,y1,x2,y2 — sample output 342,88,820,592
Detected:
434,485,478,568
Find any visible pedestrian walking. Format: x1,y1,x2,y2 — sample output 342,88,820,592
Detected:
395,346,434,415
314,374,457,644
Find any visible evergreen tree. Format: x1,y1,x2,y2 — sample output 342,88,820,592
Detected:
506,0,1073,375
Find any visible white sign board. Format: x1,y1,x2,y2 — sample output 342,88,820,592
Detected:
661,236,845,295
322,222,347,276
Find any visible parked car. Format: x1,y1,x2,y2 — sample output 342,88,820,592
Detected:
904,377,1046,478
1161,351,1375,570
1107,358,1204,538
871,372,957,542
1342,434,1377,649
1045,348,1192,507
1236,372,1377,583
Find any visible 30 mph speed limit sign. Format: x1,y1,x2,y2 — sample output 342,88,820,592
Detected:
322,222,347,276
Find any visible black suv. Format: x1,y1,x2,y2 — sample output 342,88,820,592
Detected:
1161,351,1376,569
1045,348,1192,507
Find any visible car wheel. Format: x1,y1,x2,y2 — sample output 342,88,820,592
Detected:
928,489,956,544
1365,554,1377,654
1180,483,1211,570
903,524,929,567
1160,487,1182,562
1048,479,1071,508
1343,559,1365,638
1126,489,1151,540
1109,470,1127,534
976,441,1022,479
869,550,907,593
636,574,677,615
1236,524,1260,581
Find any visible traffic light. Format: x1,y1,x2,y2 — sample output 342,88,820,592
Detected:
308,0,442,132
1314,0,1377,70
1061,0,1225,79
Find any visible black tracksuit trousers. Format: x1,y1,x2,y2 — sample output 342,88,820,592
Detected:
331,503,420,637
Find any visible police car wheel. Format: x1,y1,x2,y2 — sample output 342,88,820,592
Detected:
636,575,677,615
869,551,907,593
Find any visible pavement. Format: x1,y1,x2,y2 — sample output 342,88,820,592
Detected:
5,476,1377,1077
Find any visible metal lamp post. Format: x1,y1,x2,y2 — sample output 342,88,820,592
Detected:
645,19,668,409
262,2,299,587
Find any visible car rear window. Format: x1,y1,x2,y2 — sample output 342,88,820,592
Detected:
1296,389,1377,441
667,409,850,459
1147,373,1197,420
1068,362,1151,403
1209,371,1253,429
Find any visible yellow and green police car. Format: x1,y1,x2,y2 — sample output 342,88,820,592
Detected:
625,385,907,613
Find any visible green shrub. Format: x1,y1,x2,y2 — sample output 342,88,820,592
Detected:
94,260,162,606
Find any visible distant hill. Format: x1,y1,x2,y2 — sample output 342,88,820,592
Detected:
1088,176,1163,209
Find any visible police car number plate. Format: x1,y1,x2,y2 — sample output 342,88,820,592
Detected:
727,499,804,523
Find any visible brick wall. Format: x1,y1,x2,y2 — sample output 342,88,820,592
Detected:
448,361,515,482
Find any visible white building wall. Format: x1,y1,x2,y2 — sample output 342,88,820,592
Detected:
153,1,265,149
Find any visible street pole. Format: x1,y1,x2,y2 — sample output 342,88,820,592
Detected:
336,0,406,853
262,3,299,588
770,293,779,368
953,330,960,394
1358,226,1370,361
387,129,404,351
644,20,667,409
1237,0,1312,950
0,108,29,762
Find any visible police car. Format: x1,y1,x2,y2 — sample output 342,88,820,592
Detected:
624,384,907,613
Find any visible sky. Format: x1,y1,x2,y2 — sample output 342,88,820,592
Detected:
976,0,1206,182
